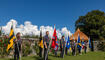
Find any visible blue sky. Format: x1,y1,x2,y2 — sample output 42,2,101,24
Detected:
0,0,105,33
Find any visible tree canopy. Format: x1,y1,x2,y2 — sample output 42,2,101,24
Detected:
75,10,105,40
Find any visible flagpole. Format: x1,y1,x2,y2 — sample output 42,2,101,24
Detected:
41,28,44,58
12,21,16,59
40,27,43,58
68,32,71,55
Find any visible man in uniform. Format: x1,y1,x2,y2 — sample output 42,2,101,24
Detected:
60,36,66,58
14,32,22,60
84,41,87,54
44,31,50,60
71,40,76,56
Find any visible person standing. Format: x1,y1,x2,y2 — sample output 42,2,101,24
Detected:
60,36,66,58
84,41,87,54
77,34,82,55
71,40,76,56
14,32,22,60
65,47,68,55
65,38,68,55
78,43,82,55
54,41,58,57
44,31,50,60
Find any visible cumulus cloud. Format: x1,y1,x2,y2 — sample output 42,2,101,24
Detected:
1,19,72,39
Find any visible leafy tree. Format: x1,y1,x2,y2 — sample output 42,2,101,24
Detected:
75,10,105,41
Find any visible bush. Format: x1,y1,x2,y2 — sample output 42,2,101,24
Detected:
33,41,39,55
22,41,32,56
0,35,9,57
0,34,39,57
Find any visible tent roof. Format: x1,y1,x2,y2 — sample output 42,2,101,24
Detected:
70,28,89,41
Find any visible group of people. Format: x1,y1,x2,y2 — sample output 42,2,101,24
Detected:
13,31,88,60
40,31,88,60
70,40,88,56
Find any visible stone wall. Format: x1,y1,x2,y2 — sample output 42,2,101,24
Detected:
93,40,105,51
93,41,99,51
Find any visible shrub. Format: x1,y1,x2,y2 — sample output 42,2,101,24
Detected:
0,35,9,57
22,41,32,56
33,41,39,55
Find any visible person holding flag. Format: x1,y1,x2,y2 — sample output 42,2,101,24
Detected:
84,40,87,54
14,32,22,60
77,34,82,55
60,35,66,58
6,23,22,60
71,39,76,56
44,31,50,60
39,29,44,57
54,41,58,56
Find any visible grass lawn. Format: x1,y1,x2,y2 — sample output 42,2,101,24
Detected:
0,52,105,60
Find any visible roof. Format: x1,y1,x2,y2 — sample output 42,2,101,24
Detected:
70,28,89,41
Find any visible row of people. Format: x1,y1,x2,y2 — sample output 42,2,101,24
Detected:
13,31,88,60
42,31,88,60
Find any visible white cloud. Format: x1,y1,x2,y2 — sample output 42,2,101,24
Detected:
1,19,72,39
61,27,72,37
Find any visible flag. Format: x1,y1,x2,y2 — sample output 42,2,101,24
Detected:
82,41,84,49
39,29,43,48
65,37,68,46
89,38,92,48
6,25,16,52
54,41,58,51
77,34,82,49
66,36,71,49
51,25,58,50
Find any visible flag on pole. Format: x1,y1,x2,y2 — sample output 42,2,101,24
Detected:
6,25,16,52
89,38,92,48
54,41,58,51
51,25,58,50
77,34,82,49
66,36,71,49
81,41,84,49
65,37,68,46
39,29,44,48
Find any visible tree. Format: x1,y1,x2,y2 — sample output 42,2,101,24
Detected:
75,10,105,41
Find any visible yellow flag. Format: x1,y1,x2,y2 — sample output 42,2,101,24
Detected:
79,43,82,46
6,25,16,52
39,40,43,48
69,47,71,51
39,30,43,48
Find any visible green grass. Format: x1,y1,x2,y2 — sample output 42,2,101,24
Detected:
0,52,105,60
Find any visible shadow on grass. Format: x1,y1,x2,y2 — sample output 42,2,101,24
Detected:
49,54,60,58
9,58,14,60
32,56,52,60
7,54,59,60
33,56,43,60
